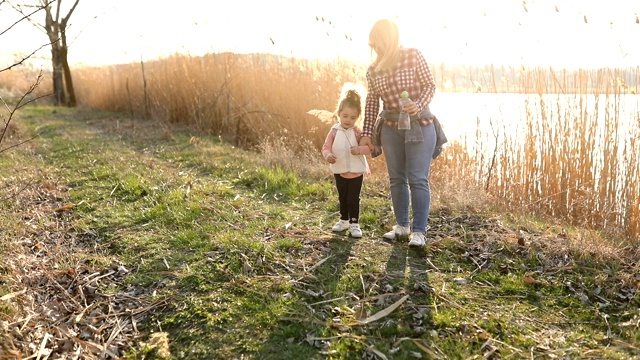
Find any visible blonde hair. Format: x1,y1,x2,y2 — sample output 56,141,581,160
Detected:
369,18,402,72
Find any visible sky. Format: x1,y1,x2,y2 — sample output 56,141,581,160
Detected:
1,0,639,69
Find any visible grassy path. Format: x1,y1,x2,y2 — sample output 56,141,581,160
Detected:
1,107,638,359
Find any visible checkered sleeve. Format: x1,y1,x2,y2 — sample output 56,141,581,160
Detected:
415,50,436,112
363,71,380,137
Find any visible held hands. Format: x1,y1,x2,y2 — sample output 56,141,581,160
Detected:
326,153,337,164
359,136,373,152
350,146,361,155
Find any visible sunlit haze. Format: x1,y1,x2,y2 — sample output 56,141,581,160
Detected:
1,0,639,69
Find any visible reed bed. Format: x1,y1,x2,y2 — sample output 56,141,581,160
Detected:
471,68,639,241
0,67,52,101
72,53,366,150
62,54,640,241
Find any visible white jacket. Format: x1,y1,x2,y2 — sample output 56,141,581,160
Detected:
329,124,368,175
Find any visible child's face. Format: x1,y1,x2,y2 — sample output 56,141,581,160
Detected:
338,106,359,129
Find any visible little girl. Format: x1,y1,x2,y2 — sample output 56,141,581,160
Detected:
322,89,371,238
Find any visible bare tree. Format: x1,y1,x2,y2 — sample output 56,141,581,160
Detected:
1,1,51,153
9,0,80,107
0,71,46,155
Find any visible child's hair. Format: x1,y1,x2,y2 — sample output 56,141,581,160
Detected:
337,89,362,116
335,83,366,124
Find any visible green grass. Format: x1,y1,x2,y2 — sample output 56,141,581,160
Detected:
1,106,638,359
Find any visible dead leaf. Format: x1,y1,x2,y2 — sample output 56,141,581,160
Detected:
453,278,468,285
354,307,368,320
523,276,539,285
611,339,640,351
367,345,389,360
357,295,408,325
308,255,332,272
144,332,171,359
545,265,574,275
411,339,439,358
54,204,75,212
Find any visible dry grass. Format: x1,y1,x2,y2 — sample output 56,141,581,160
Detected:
256,134,329,180
72,53,359,151
473,68,640,241
8,53,639,243
0,68,52,101
2,106,638,359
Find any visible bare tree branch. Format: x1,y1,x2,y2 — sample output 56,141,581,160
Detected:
0,70,48,154
0,133,41,154
6,0,55,34
0,177,35,203
53,0,61,23
1,1,58,71
0,1,47,36
0,40,57,72
60,0,79,26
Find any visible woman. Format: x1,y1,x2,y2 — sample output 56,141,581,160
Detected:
359,18,437,248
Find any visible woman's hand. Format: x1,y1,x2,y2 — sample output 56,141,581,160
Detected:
326,153,337,164
402,100,420,116
359,136,373,151
350,146,360,155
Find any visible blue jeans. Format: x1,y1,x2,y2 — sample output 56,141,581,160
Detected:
381,123,436,234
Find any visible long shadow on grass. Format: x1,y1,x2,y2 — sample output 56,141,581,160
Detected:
380,241,434,353
256,233,356,359
257,237,436,359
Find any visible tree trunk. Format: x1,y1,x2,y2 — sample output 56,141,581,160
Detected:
60,33,76,107
48,34,66,106
42,0,80,107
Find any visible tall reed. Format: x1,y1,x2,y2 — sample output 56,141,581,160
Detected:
0,67,52,101
70,53,639,242
73,53,365,151
471,67,639,241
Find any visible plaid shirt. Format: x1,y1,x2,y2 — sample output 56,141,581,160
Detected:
363,47,436,137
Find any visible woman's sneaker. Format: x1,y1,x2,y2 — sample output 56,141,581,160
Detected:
349,223,362,238
408,232,427,247
382,225,411,240
332,219,350,232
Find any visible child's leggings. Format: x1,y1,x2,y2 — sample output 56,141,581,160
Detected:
334,174,363,223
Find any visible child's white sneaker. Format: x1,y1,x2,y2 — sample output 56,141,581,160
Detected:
332,219,350,232
349,223,362,238
382,225,411,240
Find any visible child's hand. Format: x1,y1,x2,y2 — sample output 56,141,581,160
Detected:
326,154,337,164
359,136,373,151
350,146,361,155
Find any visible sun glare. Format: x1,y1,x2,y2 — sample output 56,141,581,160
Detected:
1,0,638,69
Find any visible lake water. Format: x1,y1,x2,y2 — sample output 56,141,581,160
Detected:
429,92,640,148
429,92,640,229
